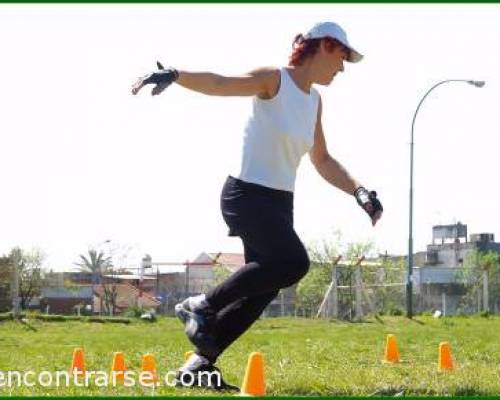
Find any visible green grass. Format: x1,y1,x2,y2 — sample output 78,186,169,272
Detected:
0,315,499,396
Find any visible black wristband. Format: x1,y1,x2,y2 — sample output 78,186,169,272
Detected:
171,68,179,81
354,186,370,207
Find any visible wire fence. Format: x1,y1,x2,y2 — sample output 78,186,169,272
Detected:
312,262,499,320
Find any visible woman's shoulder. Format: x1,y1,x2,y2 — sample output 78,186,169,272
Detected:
246,66,281,83
249,66,281,75
249,67,281,100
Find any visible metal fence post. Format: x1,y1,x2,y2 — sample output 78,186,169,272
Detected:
331,266,338,318
483,270,489,312
11,256,20,318
355,265,363,320
442,292,446,317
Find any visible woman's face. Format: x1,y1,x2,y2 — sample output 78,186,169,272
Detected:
314,42,349,85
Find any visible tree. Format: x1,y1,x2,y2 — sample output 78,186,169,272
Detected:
299,231,393,318
4,248,45,310
372,257,406,315
0,255,12,284
307,229,342,265
74,249,112,284
296,231,342,317
0,254,13,312
296,265,331,317
457,249,500,313
345,241,375,262
213,265,232,287
75,249,116,315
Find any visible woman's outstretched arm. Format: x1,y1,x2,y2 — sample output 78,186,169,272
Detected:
176,68,279,97
132,63,279,98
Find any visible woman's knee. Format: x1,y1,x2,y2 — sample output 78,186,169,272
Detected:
284,253,310,285
295,253,311,279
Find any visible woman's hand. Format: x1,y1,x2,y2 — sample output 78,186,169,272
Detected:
131,61,179,96
354,187,383,226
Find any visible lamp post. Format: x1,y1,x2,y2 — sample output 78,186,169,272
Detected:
407,79,485,318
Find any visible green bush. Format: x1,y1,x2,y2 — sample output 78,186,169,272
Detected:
31,314,131,324
124,306,145,318
388,307,404,316
35,314,75,322
87,316,131,324
124,306,156,322
419,311,433,317
0,312,13,321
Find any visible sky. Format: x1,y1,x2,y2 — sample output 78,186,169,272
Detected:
1,4,499,271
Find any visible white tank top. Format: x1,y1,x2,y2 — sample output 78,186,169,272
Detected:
234,67,320,192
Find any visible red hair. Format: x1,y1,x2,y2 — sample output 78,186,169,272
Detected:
288,34,347,66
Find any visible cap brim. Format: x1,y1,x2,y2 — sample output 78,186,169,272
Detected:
347,48,363,63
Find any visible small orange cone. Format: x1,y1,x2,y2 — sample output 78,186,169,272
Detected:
240,352,265,396
111,352,127,383
141,354,159,384
71,348,85,376
438,342,454,371
184,351,194,360
383,334,400,363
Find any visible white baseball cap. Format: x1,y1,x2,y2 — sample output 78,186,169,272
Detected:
303,21,363,63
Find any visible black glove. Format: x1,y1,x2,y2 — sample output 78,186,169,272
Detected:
132,61,179,96
354,186,383,224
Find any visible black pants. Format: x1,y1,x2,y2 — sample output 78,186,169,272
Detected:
205,176,310,360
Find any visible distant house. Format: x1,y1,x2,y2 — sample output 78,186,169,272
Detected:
93,283,161,315
103,266,186,314
40,287,93,315
40,282,161,316
44,271,94,287
186,252,246,294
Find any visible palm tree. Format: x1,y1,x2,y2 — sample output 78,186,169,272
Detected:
75,249,114,315
75,249,112,286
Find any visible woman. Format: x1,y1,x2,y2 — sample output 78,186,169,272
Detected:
132,21,383,390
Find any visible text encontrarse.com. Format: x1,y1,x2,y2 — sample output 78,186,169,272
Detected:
0,370,221,388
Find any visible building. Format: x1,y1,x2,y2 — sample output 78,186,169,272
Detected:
93,283,161,315
412,222,500,313
40,287,93,315
413,223,500,286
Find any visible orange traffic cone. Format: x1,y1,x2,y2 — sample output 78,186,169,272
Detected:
240,352,265,396
383,334,400,363
111,352,127,383
141,354,159,385
184,351,194,361
438,342,454,371
71,348,85,377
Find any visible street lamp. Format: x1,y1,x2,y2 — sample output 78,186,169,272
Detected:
407,79,485,318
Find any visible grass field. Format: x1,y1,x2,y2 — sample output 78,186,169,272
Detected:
0,315,499,396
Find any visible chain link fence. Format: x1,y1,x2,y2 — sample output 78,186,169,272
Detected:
313,263,499,320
